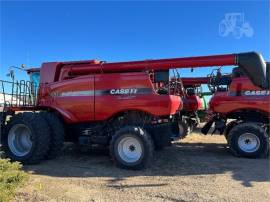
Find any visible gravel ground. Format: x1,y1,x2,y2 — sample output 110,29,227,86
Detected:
16,130,270,202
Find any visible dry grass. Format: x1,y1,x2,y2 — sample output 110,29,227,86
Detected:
0,159,28,202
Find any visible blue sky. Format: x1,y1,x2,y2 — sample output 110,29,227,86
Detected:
0,0,269,81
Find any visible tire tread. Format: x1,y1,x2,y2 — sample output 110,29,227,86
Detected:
40,112,65,159
110,126,154,170
228,122,269,158
2,112,51,164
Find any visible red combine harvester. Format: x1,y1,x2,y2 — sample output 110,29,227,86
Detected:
181,77,212,120
169,77,207,138
171,75,227,137
202,62,270,158
172,75,231,137
0,52,268,169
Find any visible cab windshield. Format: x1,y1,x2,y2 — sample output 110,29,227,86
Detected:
30,72,40,87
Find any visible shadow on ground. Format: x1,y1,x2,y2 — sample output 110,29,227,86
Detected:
23,136,270,188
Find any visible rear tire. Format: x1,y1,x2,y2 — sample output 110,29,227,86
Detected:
228,122,269,158
224,121,239,142
40,112,65,159
110,126,154,170
2,112,51,164
178,120,189,139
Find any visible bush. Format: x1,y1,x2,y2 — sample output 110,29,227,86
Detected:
0,159,28,202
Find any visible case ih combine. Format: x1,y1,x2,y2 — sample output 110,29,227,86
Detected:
180,77,212,123
171,75,233,137
177,66,269,159
0,52,268,169
169,77,206,138
202,62,270,158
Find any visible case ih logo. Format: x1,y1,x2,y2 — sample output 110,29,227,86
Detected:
110,88,138,95
243,90,270,96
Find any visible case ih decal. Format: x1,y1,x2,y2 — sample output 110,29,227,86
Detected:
110,88,138,95
109,88,153,95
243,90,270,96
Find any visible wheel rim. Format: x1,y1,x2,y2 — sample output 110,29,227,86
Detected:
238,133,260,153
117,136,142,163
8,124,32,157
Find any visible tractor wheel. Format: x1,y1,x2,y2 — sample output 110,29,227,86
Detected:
228,122,269,158
2,112,51,164
224,121,239,142
178,120,189,139
40,112,65,159
110,126,154,170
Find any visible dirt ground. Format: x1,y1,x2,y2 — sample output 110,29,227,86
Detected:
15,129,270,202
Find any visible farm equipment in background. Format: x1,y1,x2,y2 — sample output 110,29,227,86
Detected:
0,52,268,169
170,77,210,138
173,76,218,138
180,76,231,123
180,66,270,159
181,77,211,122
197,91,213,122
202,62,270,158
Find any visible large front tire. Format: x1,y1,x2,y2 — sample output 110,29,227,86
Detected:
110,126,154,170
2,112,51,164
228,123,269,158
40,112,65,159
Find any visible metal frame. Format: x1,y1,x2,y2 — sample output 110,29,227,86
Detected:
0,79,38,109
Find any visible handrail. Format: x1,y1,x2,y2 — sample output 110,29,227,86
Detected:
0,80,38,108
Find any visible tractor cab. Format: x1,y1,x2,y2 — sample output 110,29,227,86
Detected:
27,68,40,87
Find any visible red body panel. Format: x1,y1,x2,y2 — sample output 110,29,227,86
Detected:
209,77,270,115
40,60,101,83
37,72,181,123
182,95,203,111
94,73,181,121
171,77,206,112
38,75,95,122
181,77,209,86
